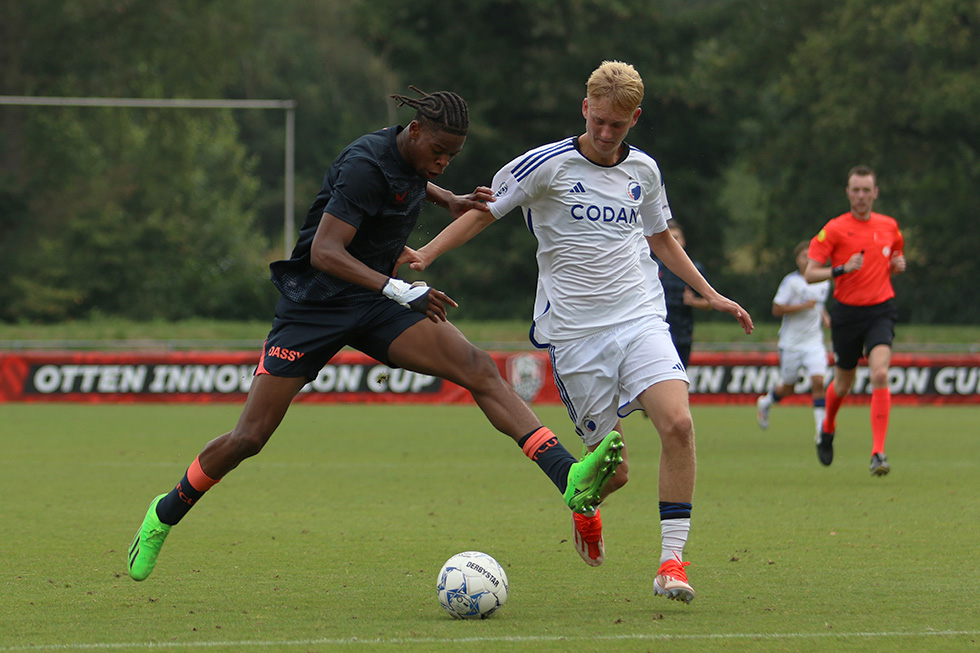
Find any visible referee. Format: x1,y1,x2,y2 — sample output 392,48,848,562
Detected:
805,165,906,476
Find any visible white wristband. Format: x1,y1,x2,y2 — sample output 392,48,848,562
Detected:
381,278,431,313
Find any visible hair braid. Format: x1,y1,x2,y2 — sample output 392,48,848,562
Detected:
389,85,469,136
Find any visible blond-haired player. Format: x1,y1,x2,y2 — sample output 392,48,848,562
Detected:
400,61,753,604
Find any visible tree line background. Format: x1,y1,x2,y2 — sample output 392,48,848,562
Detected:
1,0,977,325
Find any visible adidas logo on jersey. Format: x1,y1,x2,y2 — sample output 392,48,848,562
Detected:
569,181,586,194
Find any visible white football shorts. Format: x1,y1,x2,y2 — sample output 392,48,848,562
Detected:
548,318,689,447
778,342,830,386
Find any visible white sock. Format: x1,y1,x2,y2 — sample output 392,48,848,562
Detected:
660,518,691,565
814,406,826,436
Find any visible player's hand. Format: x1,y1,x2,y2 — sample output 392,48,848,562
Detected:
890,253,906,273
447,186,494,219
423,287,459,322
708,295,754,335
392,246,429,277
382,278,457,322
845,251,864,272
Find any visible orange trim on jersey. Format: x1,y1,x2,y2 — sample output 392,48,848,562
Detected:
188,456,221,490
521,427,556,460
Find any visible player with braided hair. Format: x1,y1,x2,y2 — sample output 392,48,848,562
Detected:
126,87,623,582
390,85,469,136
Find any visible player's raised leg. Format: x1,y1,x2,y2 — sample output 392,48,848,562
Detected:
387,318,621,512
127,374,306,581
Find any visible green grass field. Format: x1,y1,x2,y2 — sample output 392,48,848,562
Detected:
1,403,978,652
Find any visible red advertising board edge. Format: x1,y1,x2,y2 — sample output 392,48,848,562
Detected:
1,350,978,405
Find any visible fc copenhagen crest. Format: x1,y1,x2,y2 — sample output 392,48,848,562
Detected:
626,180,642,201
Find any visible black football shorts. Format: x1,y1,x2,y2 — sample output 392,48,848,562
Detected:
257,295,426,379
830,299,897,370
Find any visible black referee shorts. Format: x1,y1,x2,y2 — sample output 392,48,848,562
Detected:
830,299,897,370
257,295,426,379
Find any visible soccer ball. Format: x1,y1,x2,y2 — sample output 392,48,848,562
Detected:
436,551,509,619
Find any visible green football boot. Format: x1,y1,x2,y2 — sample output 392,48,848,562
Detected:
563,430,624,514
127,494,171,581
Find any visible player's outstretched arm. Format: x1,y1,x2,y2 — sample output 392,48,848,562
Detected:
426,183,494,219
404,208,496,273
648,229,754,334
311,211,457,323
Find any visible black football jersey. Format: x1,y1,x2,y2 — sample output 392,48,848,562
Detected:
270,125,427,303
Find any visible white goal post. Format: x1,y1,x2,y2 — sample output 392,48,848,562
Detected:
0,95,297,258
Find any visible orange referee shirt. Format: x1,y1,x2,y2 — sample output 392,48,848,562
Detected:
808,212,904,306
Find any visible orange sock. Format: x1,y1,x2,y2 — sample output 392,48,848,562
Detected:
823,381,843,433
518,427,575,493
870,388,891,455
155,456,221,526
187,457,220,492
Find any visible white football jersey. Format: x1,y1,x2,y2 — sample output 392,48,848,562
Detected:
488,137,672,344
773,271,830,350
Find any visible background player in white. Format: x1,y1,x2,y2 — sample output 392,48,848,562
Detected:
756,241,831,441
398,61,753,604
